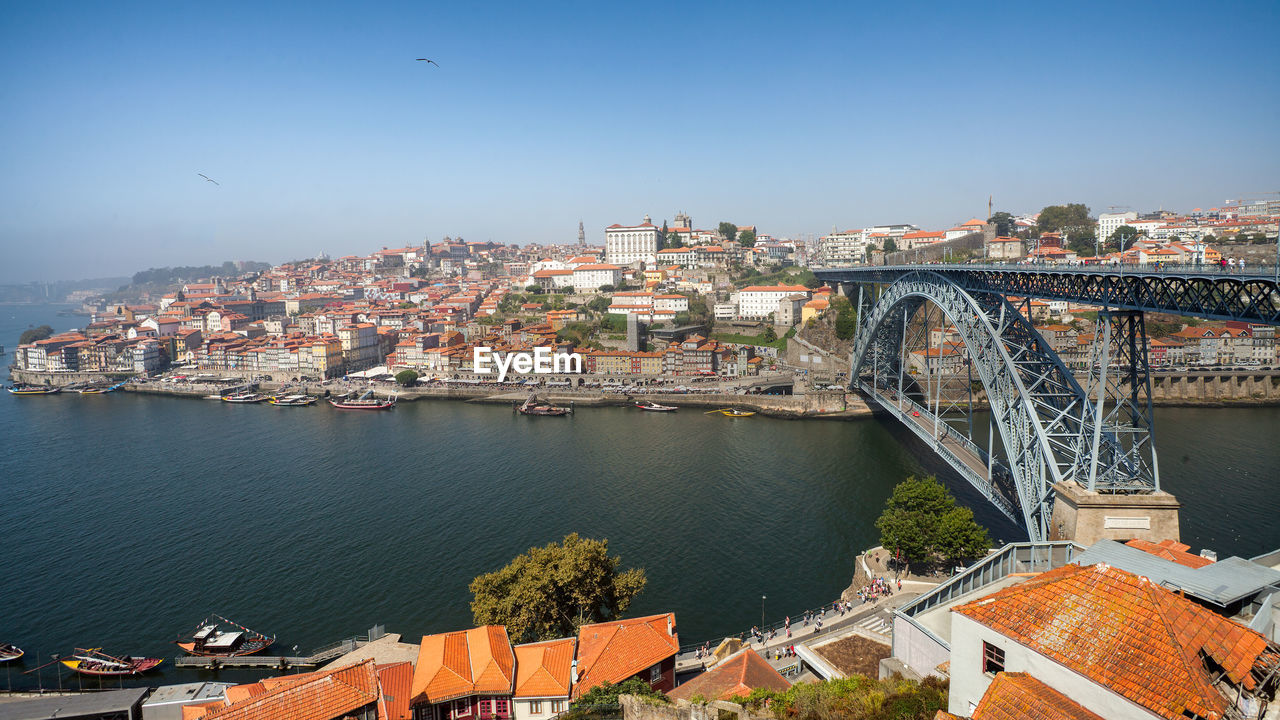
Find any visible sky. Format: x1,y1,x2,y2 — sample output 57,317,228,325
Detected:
1,1,1277,283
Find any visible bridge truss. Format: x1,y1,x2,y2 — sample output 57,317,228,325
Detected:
848,271,1160,542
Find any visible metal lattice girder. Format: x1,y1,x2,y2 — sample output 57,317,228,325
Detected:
817,265,1280,326
847,271,1144,543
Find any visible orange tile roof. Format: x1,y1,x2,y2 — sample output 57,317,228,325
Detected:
412,626,515,704
953,563,1279,720
667,649,789,702
1124,539,1215,569
377,661,414,720
574,614,679,698
200,659,380,720
513,638,576,698
970,672,1103,720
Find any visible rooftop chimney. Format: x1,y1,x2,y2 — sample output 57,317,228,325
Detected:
1200,549,1218,562
570,658,578,685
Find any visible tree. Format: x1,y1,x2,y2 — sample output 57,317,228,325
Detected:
831,296,857,340
874,475,989,571
526,285,543,293
597,284,616,293
587,295,611,313
659,220,669,249
883,237,898,253
802,273,822,289
718,221,738,244
19,325,54,345
738,228,757,247
469,533,647,643
395,369,420,386
1109,225,1141,251
761,325,777,343
1037,203,1092,235
988,211,1015,236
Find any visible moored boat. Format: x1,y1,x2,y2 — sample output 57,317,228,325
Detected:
516,397,572,416
60,648,162,676
176,616,275,657
706,407,755,417
328,390,395,410
634,401,677,412
222,392,268,403
270,394,317,406
6,385,61,395
0,643,23,662
78,381,126,394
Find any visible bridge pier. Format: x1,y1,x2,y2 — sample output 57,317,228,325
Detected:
1047,481,1181,546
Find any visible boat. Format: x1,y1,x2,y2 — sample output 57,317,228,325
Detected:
328,390,395,410
269,394,317,406
6,385,61,395
222,392,268,403
60,648,162,676
634,401,677,412
78,381,126,394
705,408,755,417
0,643,23,662
516,396,572,416
176,616,275,657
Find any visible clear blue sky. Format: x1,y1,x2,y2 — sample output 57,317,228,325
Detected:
2,1,1277,282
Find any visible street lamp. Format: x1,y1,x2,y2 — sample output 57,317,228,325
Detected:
761,595,767,631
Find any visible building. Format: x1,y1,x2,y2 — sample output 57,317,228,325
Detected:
511,638,575,720
1096,211,1138,242
0,687,149,720
948,561,1280,718
186,660,390,720
667,648,790,702
411,626,516,720
571,263,623,291
573,613,680,698
737,285,810,320
605,218,660,266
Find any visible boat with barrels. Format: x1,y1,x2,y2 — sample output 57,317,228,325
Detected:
269,394,317,406
328,390,395,410
0,643,23,662
222,392,268,403
176,616,276,657
6,385,61,395
60,648,162,676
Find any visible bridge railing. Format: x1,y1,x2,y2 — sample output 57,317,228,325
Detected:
820,260,1280,279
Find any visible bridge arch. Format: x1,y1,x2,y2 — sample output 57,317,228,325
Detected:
850,271,1094,541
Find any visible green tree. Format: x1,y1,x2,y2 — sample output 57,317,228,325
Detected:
883,237,898,253
761,325,778,343
526,285,543,293
718,221,738,244
659,220,669,249
469,533,647,643
737,228,757,247
587,295,611,313
988,211,1014,236
1109,225,1141,251
395,369,419,386
831,296,858,340
19,325,54,345
1037,203,1092,235
874,475,989,571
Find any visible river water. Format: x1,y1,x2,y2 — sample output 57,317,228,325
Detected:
1,304,1277,689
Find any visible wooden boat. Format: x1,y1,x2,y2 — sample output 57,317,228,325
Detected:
60,648,162,676
0,643,23,662
6,385,61,395
269,394,317,406
634,401,677,412
329,390,395,410
222,392,268,403
705,408,755,417
78,382,126,394
176,616,275,657
516,397,572,416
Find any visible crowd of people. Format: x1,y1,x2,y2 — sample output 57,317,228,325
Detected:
857,575,900,604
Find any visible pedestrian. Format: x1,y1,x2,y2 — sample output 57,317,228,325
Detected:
897,578,902,591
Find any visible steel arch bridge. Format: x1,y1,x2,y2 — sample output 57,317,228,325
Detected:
814,264,1280,543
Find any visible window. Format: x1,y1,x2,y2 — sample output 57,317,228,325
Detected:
494,699,509,716
649,663,663,684
477,700,490,717
530,701,542,715
550,701,563,714
455,700,472,717
982,641,1005,675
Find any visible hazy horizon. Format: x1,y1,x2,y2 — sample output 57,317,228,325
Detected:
2,1,1277,284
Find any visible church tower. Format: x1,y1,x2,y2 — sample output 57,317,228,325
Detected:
578,221,586,246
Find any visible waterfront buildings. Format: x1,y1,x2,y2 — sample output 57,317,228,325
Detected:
573,613,680,698
411,626,516,720
605,218,660,266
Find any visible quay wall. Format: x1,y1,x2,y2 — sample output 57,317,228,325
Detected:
8,368,134,386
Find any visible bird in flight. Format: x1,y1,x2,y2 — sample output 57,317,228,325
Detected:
198,173,220,186
416,58,439,67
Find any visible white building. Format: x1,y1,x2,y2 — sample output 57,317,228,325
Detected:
605,217,660,266
571,263,622,291
817,230,870,266
1096,211,1138,242
737,285,810,320
653,294,689,314
713,302,737,320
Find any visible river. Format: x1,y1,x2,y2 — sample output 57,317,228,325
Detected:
1,303,1277,690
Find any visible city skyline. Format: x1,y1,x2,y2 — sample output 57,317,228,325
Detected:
2,0,1277,283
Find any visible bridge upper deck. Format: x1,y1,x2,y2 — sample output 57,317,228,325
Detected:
814,263,1280,325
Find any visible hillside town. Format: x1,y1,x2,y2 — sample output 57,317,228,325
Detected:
9,201,1280,388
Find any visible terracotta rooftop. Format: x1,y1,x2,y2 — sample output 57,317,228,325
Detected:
667,649,790,702
513,638,576,699
1125,538,1215,569
953,563,1280,720
411,626,515,705
574,614,679,698
195,659,380,720
970,672,1103,719
377,661,414,720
